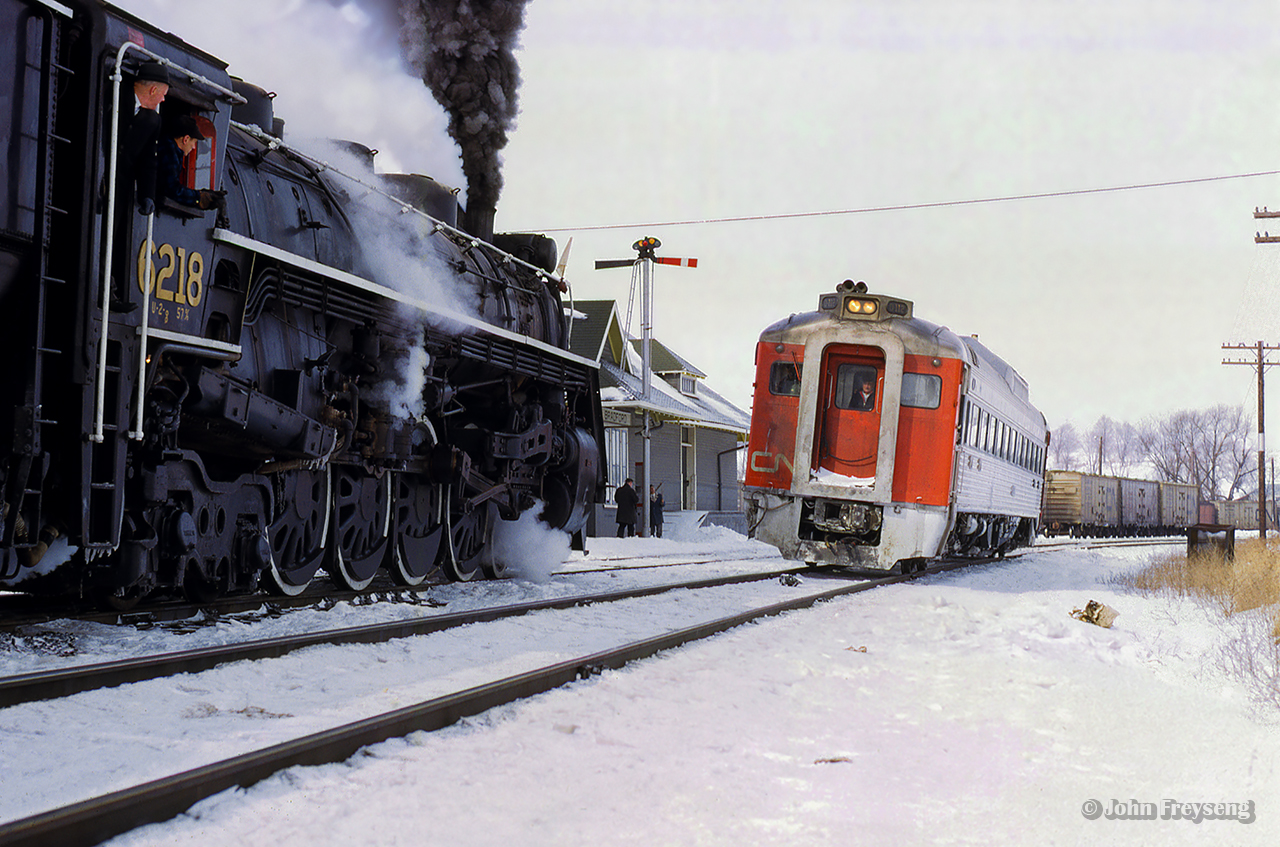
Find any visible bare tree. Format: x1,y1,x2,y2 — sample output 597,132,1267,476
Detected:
1049,422,1082,470
1085,416,1143,476
1113,420,1144,476
1200,404,1255,500
1138,405,1256,501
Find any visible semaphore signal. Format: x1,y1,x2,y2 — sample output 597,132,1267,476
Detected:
593,237,698,270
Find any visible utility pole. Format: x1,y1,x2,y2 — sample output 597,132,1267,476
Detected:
1242,205,1280,539
1222,340,1279,538
596,238,698,536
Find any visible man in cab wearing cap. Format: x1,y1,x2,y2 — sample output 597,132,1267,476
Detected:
157,115,227,225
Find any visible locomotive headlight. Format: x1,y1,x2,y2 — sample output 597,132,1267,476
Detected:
844,297,877,316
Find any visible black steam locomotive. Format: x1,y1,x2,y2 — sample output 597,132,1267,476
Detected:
0,0,605,607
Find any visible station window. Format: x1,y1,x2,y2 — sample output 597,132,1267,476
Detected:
605,426,629,490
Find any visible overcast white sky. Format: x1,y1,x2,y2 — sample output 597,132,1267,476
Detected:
122,0,1280,434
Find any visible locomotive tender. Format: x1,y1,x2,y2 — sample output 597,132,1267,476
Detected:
0,0,605,606
744,281,1048,571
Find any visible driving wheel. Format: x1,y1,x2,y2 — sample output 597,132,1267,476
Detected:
266,467,329,596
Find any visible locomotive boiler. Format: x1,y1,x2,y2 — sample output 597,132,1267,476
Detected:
0,0,605,607
744,281,1048,571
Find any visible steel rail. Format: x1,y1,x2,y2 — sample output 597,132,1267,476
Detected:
0,564,939,847
0,566,811,708
553,552,780,574
1035,537,1183,551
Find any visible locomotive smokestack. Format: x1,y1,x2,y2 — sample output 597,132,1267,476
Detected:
463,203,497,244
401,0,529,244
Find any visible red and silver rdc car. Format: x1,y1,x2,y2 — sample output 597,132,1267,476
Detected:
744,281,1048,572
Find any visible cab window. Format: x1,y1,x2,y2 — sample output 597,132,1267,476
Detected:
768,361,802,396
901,372,941,409
833,364,878,411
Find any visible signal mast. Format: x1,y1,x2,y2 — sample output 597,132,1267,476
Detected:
596,237,698,534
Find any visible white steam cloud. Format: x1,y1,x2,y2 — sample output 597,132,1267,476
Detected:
364,328,429,420
488,501,571,583
291,139,480,422
114,0,465,188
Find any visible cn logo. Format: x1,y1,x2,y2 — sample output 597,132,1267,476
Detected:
750,450,794,475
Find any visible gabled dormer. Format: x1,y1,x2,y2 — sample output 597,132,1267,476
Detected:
630,338,706,396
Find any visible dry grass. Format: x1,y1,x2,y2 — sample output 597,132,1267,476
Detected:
1114,538,1280,708
1114,538,1280,619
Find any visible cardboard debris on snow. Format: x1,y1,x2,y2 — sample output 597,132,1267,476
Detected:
1070,599,1120,628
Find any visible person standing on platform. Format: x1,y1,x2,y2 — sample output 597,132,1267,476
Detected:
614,478,638,538
649,484,665,538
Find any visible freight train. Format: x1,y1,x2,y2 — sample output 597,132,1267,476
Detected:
0,0,605,607
1041,470,1198,537
743,281,1048,571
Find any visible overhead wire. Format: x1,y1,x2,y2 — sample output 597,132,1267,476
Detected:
531,169,1280,233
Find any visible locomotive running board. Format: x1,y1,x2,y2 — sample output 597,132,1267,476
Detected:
211,229,599,372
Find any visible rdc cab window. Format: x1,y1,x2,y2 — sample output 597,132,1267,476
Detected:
769,361,802,396
901,372,941,409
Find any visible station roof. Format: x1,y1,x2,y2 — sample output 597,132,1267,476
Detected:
568,300,749,437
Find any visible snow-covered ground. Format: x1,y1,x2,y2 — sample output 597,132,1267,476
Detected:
3,530,1278,846
0,526,780,677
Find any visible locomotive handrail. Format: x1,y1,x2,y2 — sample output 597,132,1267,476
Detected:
94,43,248,444
227,119,572,300
32,0,73,17
129,211,154,440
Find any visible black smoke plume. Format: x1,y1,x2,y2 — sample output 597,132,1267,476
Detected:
401,0,530,240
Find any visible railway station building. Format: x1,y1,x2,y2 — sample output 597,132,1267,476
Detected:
569,301,750,538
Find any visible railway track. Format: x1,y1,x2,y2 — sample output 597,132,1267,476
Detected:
0,566,806,709
0,552,781,631
1035,536,1184,551
0,576,429,631
553,551,781,575
0,557,981,847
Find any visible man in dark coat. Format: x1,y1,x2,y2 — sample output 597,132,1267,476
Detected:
851,375,876,411
123,60,170,215
157,115,228,225
614,478,638,538
108,60,168,311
